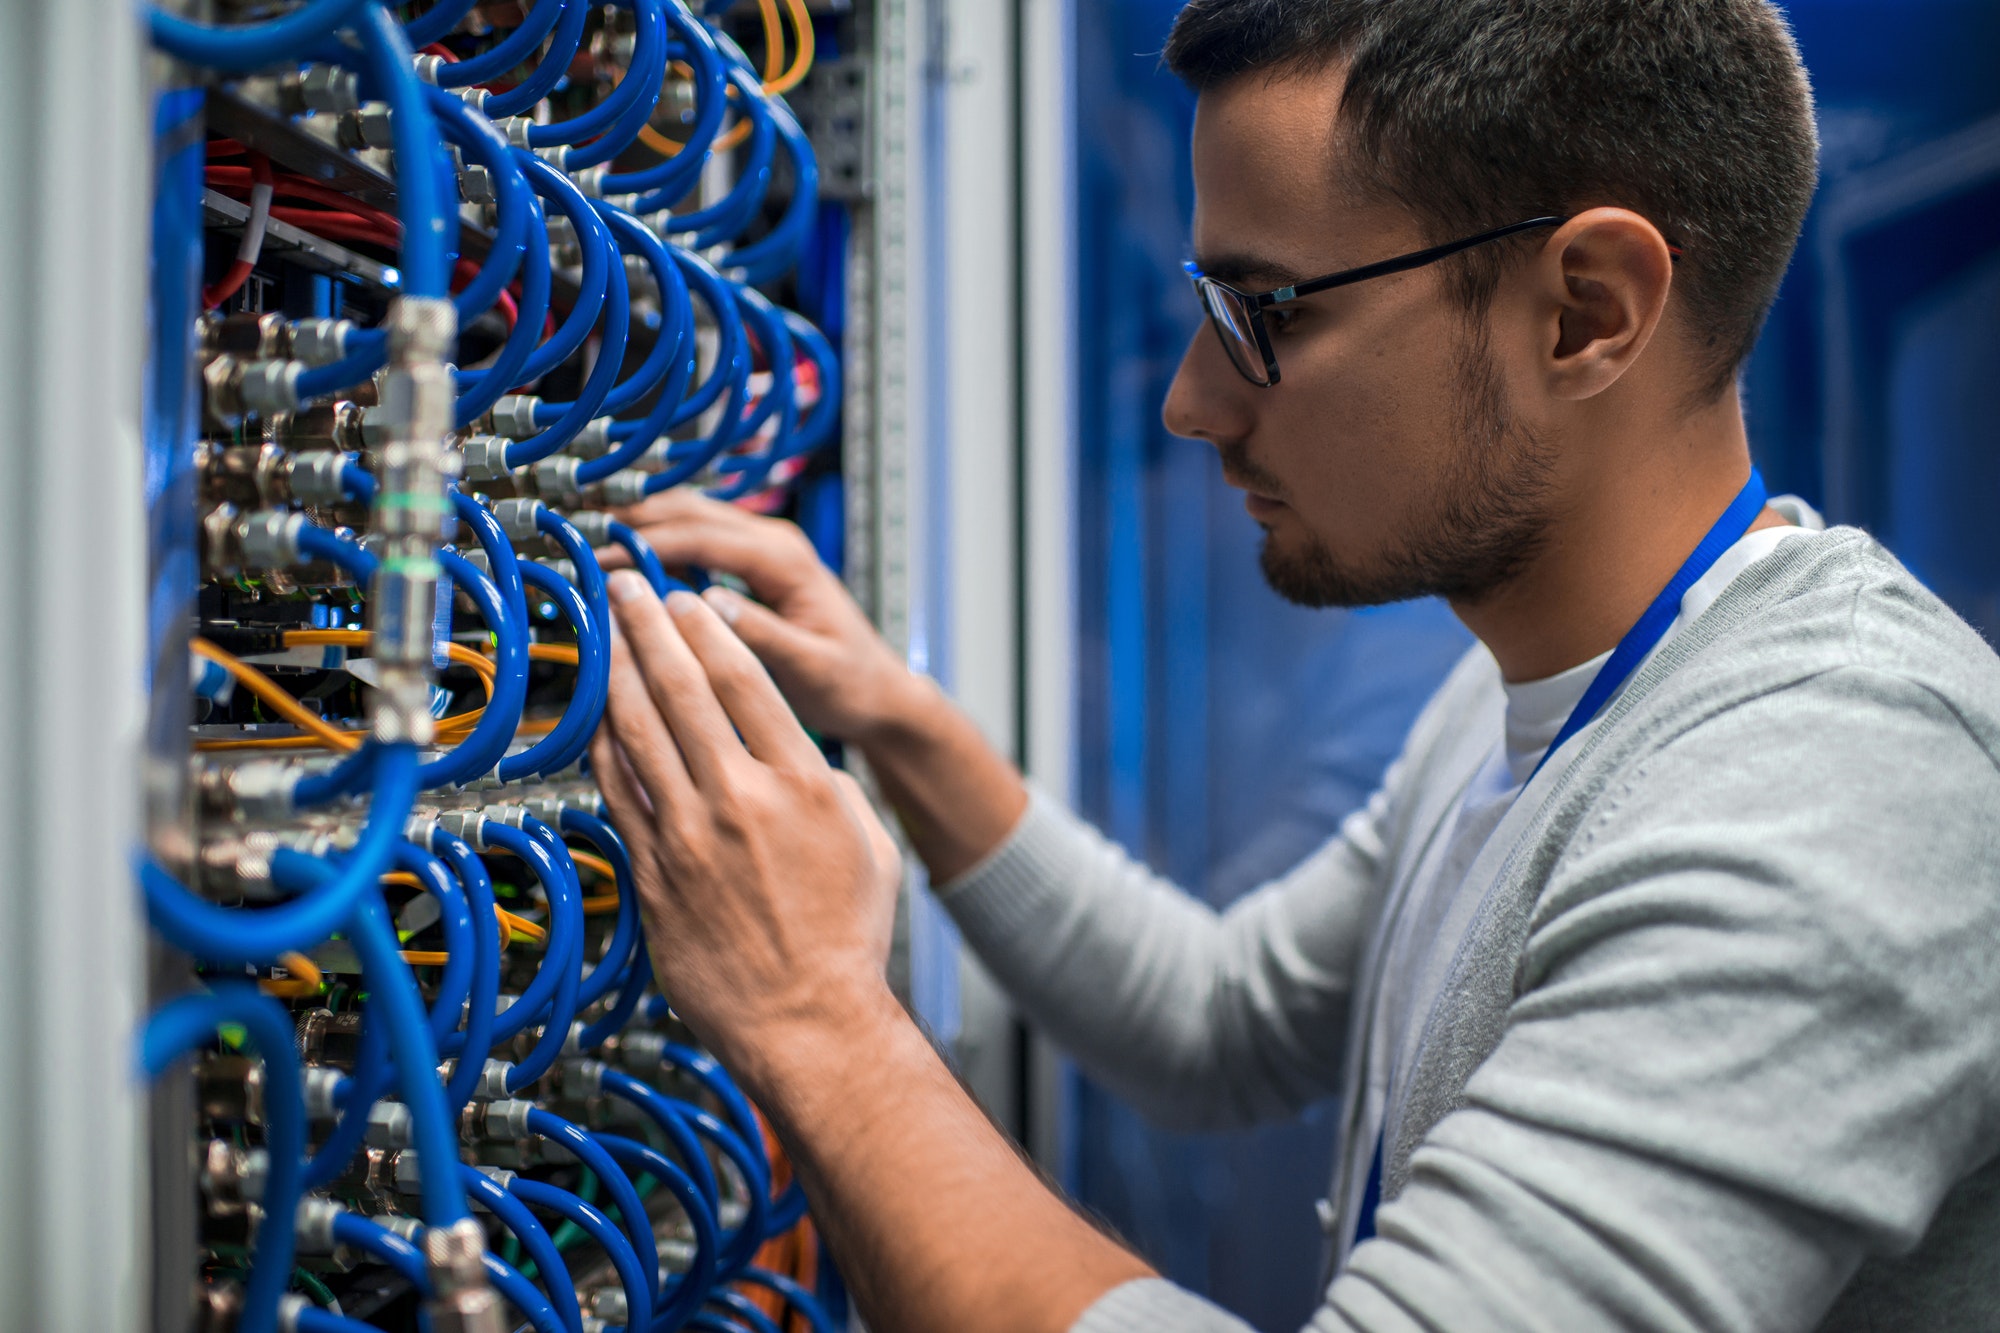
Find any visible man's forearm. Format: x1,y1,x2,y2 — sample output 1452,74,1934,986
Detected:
742,986,1152,1333
858,674,1030,884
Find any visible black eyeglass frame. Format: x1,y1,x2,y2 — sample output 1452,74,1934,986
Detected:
1184,215,1571,387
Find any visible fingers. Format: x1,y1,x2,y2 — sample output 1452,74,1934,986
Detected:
665,590,825,772
830,770,903,887
613,489,824,603
699,586,825,674
606,569,747,788
589,731,659,860
603,624,697,816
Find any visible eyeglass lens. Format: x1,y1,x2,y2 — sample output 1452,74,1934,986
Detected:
1197,279,1272,386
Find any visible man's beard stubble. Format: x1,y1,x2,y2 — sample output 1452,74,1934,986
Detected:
1243,321,1560,610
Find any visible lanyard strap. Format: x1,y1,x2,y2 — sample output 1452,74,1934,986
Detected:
1528,467,1769,785
1347,468,1771,1257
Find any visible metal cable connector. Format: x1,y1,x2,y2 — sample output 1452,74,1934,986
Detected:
423,1217,505,1333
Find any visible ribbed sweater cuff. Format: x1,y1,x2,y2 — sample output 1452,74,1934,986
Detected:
933,786,1077,946
1071,1279,1255,1333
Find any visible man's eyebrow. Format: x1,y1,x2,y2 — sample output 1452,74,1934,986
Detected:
1191,252,1307,291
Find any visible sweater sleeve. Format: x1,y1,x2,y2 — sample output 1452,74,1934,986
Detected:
1073,1279,1257,1333
1311,664,2000,1332
936,777,1394,1131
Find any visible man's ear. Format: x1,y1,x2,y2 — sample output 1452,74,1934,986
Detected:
1527,207,1676,402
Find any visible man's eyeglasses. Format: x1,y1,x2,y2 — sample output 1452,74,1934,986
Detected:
1184,216,1570,387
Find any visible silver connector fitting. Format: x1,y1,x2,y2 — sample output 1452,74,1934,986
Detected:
533,456,583,505
367,296,459,746
199,758,303,822
565,417,613,460
288,318,353,367
294,1197,343,1255
601,471,651,507
424,1217,506,1333
490,497,544,542
484,395,542,440
283,448,353,506
365,1100,414,1150
564,510,613,545
237,509,308,572
205,356,304,425
461,434,511,483
341,102,396,152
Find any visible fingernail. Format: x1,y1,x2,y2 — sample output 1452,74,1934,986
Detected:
665,588,702,618
607,569,650,604
702,586,741,625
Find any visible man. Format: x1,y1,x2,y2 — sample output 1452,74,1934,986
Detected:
592,1,2000,1328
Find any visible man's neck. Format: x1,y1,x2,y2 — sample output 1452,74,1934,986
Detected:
1450,389,1772,684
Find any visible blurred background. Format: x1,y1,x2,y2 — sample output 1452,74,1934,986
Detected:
1044,1,2000,1327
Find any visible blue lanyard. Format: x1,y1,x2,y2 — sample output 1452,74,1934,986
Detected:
1350,467,1770,1255
1526,467,1769,784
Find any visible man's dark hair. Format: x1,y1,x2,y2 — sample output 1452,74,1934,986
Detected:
1164,0,1819,399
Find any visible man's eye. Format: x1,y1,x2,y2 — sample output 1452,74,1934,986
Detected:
1268,306,1303,335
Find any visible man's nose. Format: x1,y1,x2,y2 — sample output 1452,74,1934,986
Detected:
1162,325,1252,448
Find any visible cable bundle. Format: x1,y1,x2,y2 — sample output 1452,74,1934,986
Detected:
138,3,841,1331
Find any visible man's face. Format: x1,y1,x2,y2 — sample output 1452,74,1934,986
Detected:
1163,67,1559,608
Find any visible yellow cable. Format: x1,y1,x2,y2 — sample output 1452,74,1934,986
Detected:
194,634,495,752
259,951,323,999
638,0,812,159
581,895,623,916
754,0,783,83
285,631,499,685
400,951,451,967
497,908,548,947
191,637,361,752
529,643,581,666
763,0,815,96
569,849,617,883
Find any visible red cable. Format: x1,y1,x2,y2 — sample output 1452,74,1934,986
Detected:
202,152,274,310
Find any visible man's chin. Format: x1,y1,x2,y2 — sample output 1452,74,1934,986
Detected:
1257,529,1433,609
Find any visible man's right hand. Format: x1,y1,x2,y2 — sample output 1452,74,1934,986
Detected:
604,490,920,745
600,487,1031,885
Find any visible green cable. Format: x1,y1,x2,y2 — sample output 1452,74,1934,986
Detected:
292,1266,339,1308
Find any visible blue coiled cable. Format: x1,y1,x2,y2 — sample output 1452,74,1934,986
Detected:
457,199,552,428
144,743,419,963
476,818,582,1093
271,852,469,1226
598,1068,720,1211
462,153,609,393
435,0,564,88
601,2,728,203
525,1109,661,1307
512,1178,654,1333
141,984,304,1333
558,809,641,1007
594,1132,720,1330
427,85,532,321
603,521,680,597
402,0,479,48
432,830,501,1118
427,548,528,786
559,0,670,170
592,206,691,419
737,1269,839,1333
462,1165,584,1333
392,841,477,1044
506,222,630,467
499,560,607,779
709,1291,784,1333
146,0,369,72
523,0,664,157
482,0,591,118
723,94,820,285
